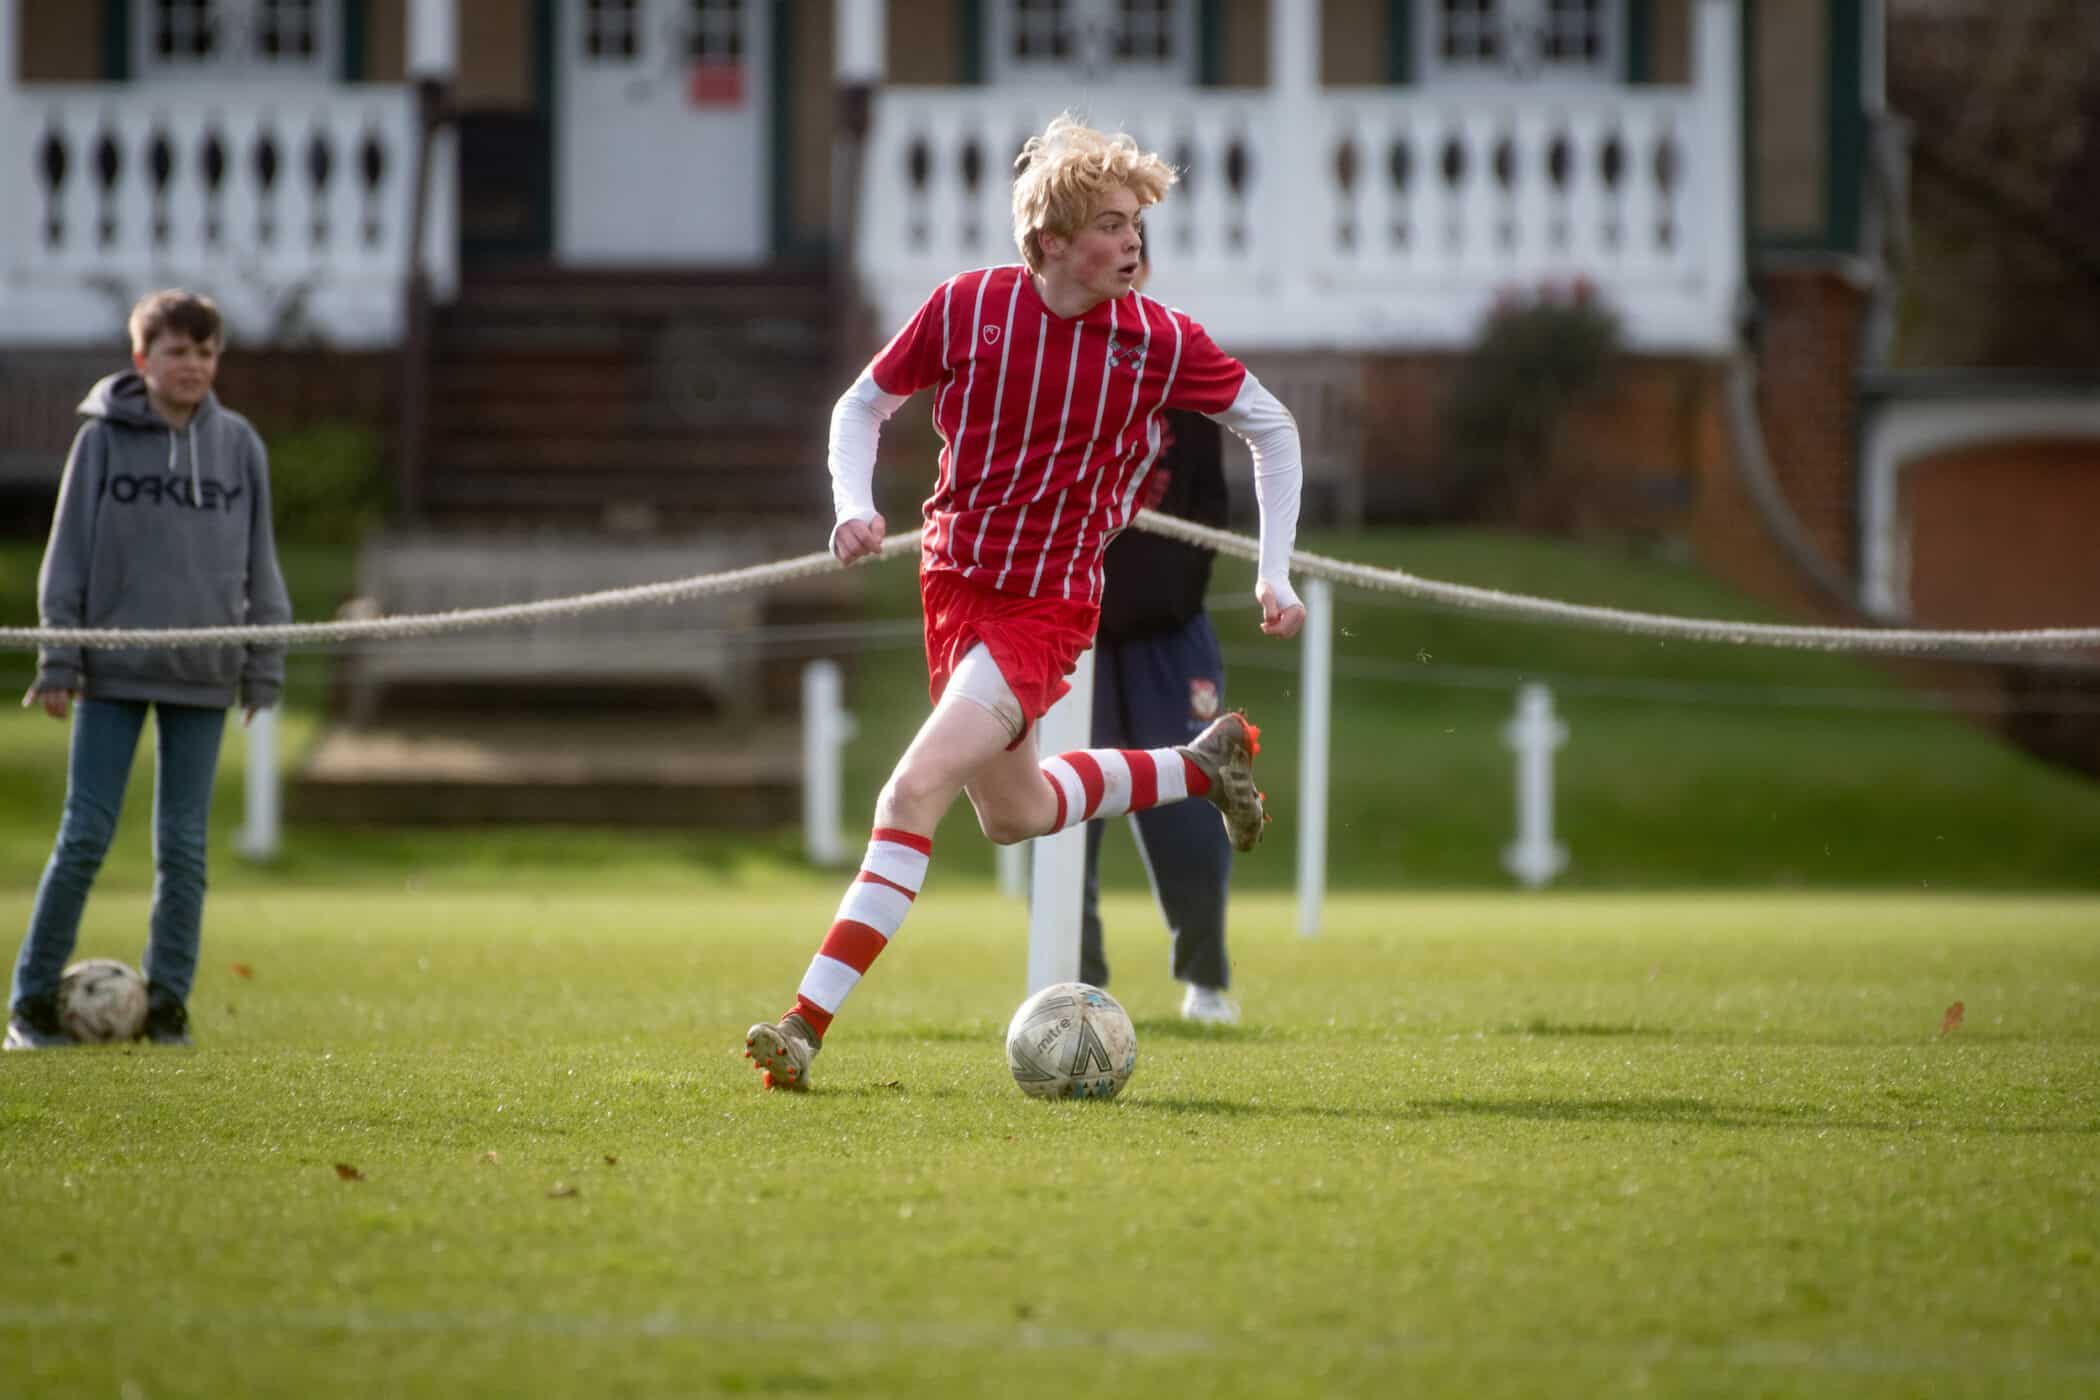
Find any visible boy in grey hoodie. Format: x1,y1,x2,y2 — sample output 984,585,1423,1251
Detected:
6,289,293,1050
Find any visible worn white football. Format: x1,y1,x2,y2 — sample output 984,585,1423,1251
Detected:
58,959,148,1043
1005,982,1137,1101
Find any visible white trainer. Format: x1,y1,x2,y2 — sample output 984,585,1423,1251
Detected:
1180,984,1240,1025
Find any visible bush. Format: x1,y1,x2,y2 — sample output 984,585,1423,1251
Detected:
1442,280,1622,520
263,420,387,544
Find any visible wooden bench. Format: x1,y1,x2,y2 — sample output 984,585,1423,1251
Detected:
339,530,768,724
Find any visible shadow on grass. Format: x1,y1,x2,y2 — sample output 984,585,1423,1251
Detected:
812,1081,982,1102
858,1025,1000,1045
1412,1094,1820,1128
1128,1097,1393,1123
1501,1018,1668,1038
1415,1095,2100,1135
1131,1018,1249,1041
1131,1093,2100,1136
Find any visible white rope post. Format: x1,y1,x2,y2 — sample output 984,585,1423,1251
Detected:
1026,647,1094,994
801,659,856,866
1501,683,1569,887
996,840,1026,899
236,707,281,862
1296,576,1332,937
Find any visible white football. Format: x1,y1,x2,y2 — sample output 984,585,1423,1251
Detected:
58,959,148,1043
1005,981,1137,1100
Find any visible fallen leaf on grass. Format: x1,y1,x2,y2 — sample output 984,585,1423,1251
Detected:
603,1155,619,1167
1940,1001,1965,1038
334,1163,365,1182
230,963,254,979
547,1183,579,1199
480,1151,500,1165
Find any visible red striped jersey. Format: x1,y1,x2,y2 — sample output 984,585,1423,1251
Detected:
869,264,1248,606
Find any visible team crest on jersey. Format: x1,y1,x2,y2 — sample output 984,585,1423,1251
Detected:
982,325,1002,347
1106,334,1147,373
1188,678,1220,722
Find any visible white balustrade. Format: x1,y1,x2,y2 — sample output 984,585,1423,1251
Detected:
856,10,1740,353
1,85,454,347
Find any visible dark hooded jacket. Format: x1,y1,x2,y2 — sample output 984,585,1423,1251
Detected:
1097,408,1228,642
35,371,292,709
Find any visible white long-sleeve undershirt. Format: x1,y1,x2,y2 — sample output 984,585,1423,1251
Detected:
826,367,905,554
1209,371,1304,614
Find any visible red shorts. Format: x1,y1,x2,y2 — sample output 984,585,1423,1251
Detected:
922,568,1098,730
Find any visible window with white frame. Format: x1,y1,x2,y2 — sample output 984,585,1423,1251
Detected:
1423,0,1619,85
1011,0,1074,62
1112,0,1177,63
684,0,746,63
139,0,335,80
990,0,1193,84
581,0,642,62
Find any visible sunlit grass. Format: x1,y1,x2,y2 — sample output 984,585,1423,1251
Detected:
2,889,2096,1398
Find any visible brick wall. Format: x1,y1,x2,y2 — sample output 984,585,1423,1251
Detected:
1905,439,2100,632
0,348,396,532
1901,435,2100,773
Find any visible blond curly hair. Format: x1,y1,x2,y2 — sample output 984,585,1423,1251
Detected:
1011,115,1177,274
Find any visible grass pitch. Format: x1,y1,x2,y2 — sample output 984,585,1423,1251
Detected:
3,887,2096,1398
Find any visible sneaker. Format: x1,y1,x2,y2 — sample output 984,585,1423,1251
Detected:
1180,984,1240,1026
743,1012,820,1091
1177,711,1267,852
143,986,191,1047
4,994,75,1051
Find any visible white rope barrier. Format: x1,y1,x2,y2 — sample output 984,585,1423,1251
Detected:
1134,514,2100,660
4,513,2098,660
0,535,918,650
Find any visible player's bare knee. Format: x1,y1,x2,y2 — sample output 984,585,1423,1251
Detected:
976,806,1039,846
878,766,946,829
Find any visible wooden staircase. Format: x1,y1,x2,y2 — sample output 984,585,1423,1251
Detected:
293,263,865,827
417,263,842,527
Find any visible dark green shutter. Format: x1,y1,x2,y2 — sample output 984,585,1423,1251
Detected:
960,0,984,85
1197,0,1223,87
103,0,132,80
1826,0,1866,252
1624,0,1651,85
769,0,799,255
1387,0,1414,85
340,0,366,81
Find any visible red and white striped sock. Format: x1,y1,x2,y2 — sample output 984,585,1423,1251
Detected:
787,827,932,1039
1038,747,1209,835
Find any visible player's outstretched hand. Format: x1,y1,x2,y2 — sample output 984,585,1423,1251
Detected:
1257,581,1305,639
831,513,887,565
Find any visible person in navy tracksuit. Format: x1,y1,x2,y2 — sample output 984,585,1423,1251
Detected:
1078,263,1240,1023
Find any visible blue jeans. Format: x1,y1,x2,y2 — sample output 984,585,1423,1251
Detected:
11,699,226,1007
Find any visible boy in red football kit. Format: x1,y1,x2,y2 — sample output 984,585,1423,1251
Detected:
744,115,1306,1090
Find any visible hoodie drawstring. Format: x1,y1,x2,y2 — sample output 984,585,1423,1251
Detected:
168,424,204,508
